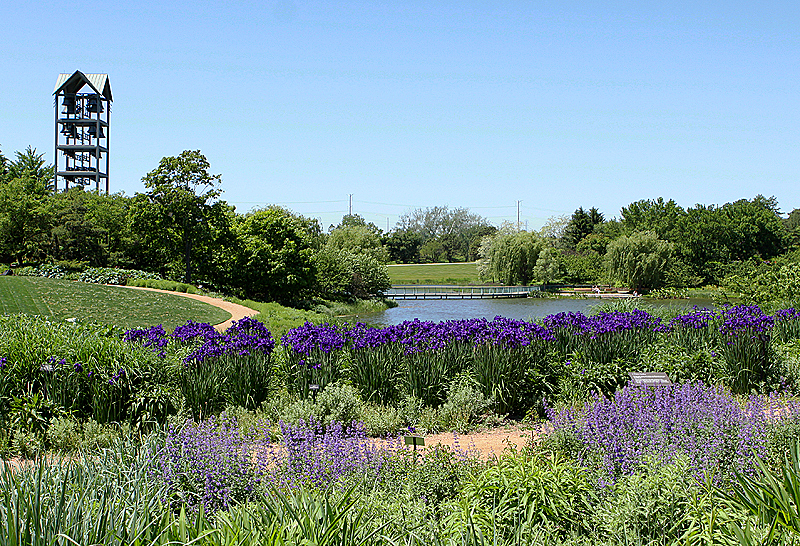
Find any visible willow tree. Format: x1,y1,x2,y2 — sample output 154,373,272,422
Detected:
478,226,542,285
605,230,673,291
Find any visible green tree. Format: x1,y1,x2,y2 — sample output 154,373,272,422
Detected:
533,246,565,284
326,223,389,263
314,248,390,299
0,172,52,264
397,205,491,262
316,214,391,299
129,151,231,283
384,228,422,263
620,197,685,240
0,147,55,264
478,226,542,285
46,188,108,265
233,206,318,304
563,206,604,247
6,147,54,190
676,196,787,283
605,231,673,291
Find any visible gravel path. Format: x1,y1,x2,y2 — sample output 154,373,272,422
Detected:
420,424,546,460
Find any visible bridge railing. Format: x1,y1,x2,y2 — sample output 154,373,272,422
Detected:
386,285,541,297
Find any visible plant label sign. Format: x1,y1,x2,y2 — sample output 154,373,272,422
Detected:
628,372,672,386
404,435,425,447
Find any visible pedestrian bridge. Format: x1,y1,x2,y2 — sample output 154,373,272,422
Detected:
386,285,540,300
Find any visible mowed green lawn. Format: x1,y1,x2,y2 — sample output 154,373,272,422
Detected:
0,276,231,330
387,262,483,285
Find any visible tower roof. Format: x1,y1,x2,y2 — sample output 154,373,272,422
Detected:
54,71,112,101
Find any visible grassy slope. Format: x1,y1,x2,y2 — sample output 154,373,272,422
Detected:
387,262,483,285
0,276,230,330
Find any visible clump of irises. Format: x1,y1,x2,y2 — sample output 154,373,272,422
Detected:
276,305,800,407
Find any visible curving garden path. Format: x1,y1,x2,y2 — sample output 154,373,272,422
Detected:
118,286,259,331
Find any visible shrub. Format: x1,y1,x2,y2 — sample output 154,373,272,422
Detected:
437,375,494,433
360,402,405,436
316,381,364,427
46,415,81,452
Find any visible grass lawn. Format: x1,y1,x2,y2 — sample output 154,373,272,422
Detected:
0,276,231,330
387,262,483,285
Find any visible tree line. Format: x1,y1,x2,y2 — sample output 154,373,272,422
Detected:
476,197,800,292
0,148,390,304
3,144,798,298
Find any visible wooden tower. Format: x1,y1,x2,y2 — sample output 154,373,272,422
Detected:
53,71,112,193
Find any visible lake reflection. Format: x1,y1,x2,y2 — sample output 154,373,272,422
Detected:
362,297,714,326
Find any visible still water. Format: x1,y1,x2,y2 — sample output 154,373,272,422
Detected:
362,297,714,326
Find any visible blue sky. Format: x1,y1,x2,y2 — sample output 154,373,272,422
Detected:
2,1,798,230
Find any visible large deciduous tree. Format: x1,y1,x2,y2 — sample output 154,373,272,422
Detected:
478,226,542,285
315,214,391,299
233,206,318,304
397,205,491,262
605,230,673,291
0,147,54,264
129,151,231,283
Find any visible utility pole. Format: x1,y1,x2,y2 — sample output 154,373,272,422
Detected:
349,194,353,216
517,200,521,230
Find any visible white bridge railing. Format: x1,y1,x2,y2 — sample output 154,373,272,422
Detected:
386,285,540,299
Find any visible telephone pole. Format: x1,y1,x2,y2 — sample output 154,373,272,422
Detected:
349,194,353,216
517,200,522,230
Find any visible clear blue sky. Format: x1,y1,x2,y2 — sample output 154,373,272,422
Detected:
2,1,798,231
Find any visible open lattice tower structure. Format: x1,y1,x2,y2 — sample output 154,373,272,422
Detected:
53,71,112,193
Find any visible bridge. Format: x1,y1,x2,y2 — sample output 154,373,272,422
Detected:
386,285,540,300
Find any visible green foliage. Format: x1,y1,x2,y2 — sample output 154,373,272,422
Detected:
563,206,604,248
181,351,274,419
558,250,605,283
46,415,81,452
592,457,704,544
409,444,476,507
605,230,673,291
637,339,718,385
720,440,800,543
398,206,492,263
326,222,389,263
384,228,423,263
316,381,364,427
348,342,403,404
478,227,542,285
233,206,318,304
436,375,494,433
451,451,597,542
0,152,52,264
726,261,800,306
129,150,233,284
621,197,685,240
315,248,391,299
532,246,565,284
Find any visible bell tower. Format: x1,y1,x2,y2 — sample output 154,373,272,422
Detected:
53,71,112,193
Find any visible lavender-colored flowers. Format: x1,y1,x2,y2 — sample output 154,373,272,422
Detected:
154,415,402,514
547,382,800,484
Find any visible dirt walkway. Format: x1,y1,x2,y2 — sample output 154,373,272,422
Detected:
419,424,546,461
119,285,258,331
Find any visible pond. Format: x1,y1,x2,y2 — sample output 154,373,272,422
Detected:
362,296,715,326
